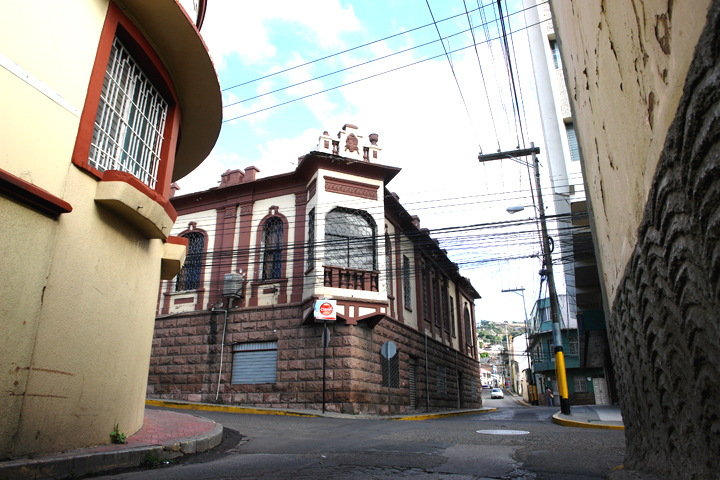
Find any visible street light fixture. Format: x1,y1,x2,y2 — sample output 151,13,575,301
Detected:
479,143,571,415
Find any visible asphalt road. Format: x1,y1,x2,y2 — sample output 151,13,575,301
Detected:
96,389,625,479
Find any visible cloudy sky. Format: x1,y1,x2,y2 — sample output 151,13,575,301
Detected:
179,0,560,325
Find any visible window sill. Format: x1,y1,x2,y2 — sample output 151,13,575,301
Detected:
404,306,413,313
94,170,177,239
161,236,188,280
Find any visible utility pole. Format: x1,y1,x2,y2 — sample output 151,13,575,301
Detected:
479,144,570,414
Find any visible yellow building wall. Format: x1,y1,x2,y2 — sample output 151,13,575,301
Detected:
0,0,190,457
549,0,712,304
0,199,60,458
11,168,165,455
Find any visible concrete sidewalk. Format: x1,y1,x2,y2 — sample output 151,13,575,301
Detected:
0,409,222,480
553,405,625,430
146,398,497,421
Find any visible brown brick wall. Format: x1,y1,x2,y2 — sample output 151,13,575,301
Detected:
148,303,482,414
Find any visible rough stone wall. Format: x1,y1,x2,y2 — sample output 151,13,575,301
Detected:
148,304,481,414
607,3,720,478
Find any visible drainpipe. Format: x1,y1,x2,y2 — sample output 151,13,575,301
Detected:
455,350,460,409
214,298,232,401
425,331,430,413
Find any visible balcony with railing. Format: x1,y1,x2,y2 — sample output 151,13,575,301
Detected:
323,266,379,292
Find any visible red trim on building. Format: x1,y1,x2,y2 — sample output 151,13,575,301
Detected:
207,204,238,308
71,1,181,201
291,192,308,303
234,202,254,307
0,168,72,218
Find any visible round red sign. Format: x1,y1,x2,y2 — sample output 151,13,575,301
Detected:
319,302,333,316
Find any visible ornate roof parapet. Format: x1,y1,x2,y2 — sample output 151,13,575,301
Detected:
314,124,382,162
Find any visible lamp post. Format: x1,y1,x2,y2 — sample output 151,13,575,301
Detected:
479,143,570,414
502,287,538,405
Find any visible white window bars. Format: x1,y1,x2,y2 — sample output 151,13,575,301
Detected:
89,37,168,189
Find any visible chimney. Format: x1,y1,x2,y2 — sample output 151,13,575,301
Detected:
220,169,244,187
170,182,180,198
244,166,260,183
411,215,420,229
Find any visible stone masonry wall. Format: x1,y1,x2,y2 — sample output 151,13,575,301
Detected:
607,3,720,478
148,304,481,414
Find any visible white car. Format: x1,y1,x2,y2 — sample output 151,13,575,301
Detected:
491,388,504,399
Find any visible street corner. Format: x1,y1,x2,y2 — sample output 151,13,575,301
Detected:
552,411,625,430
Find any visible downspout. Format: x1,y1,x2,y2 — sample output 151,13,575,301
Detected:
425,331,430,412
214,298,232,401
455,350,460,409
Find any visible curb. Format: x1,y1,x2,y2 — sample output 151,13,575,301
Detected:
0,422,223,480
147,399,497,421
393,408,497,421
147,399,323,418
504,389,532,407
552,411,625,430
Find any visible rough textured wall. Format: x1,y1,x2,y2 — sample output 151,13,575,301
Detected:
551,1,720,477
550,0,712,304
148,304,481,414
608,4,720,477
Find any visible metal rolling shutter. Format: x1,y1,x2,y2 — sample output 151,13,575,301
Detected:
231,342,277,384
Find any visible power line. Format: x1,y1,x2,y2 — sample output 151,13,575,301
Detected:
222,17,550,123
424,0,480,146
220,2,495,92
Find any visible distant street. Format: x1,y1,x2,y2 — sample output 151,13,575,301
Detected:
97,389,625,479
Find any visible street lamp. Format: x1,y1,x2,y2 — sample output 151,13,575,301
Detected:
502,287,538,405
479,143,571,415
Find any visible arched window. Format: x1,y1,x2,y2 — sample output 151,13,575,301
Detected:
176,231,205,291
325,207,376,270
261,217,284,280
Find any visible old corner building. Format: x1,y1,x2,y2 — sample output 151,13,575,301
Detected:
149,124,483,414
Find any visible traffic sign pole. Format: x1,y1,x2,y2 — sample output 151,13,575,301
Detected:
322,321,327,414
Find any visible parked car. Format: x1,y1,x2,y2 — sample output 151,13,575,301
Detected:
491,388,504,399
482,384,491,389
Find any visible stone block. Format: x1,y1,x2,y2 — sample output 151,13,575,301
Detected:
278,371,298,381
248,393,263,403
264,393,281,403
288,360,305,370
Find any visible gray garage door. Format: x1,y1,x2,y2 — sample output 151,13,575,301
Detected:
231,341,277,384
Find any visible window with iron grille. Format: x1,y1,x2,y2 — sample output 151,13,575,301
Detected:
306,208,315,271
403,255,412,309
573,376,588,393
421,262,428,319
464,305,473,346
432,273,439,325
441,278,449,330
471,376,477,400
569,335,579,355
436,365,447,395
385,234,393,295
89,37,168,190
324,207,376,270
450,296,456,336
261,217,283,280
175,232,204,291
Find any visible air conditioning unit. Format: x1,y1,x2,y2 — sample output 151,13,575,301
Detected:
223,272,245,298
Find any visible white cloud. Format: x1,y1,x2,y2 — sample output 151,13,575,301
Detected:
200,1,361,70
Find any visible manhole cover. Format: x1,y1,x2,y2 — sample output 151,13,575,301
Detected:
476,429,529,435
